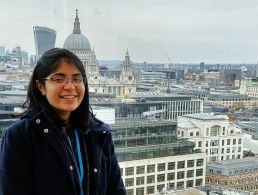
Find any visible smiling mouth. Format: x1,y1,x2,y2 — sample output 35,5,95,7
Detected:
60,95,77,99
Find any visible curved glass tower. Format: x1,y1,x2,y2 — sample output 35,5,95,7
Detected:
33,26,56,60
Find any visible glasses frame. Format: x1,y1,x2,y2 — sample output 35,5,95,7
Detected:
42,75,86,86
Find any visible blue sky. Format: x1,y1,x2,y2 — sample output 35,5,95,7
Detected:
1,0,258,63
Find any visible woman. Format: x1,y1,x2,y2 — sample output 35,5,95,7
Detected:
0,48,126,195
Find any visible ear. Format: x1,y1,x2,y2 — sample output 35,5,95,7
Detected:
36,80,46,95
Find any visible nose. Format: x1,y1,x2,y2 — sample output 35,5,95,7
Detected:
63,78,76,89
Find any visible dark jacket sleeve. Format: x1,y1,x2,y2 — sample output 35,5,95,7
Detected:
0,122,34,195
107,133,126,195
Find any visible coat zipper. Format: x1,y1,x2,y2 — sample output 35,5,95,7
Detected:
96,131,110,195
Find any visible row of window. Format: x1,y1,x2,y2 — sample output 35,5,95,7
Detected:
122,159,204,176
126,179,203,195
182,128,242,138
125,169,204,187
196,139,242,149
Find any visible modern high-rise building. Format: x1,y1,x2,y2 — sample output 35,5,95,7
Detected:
0,46,5,57
112,119,206,194
33,26,56,60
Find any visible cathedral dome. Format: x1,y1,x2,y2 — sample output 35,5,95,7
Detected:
63,10,91,51
64,33,91,50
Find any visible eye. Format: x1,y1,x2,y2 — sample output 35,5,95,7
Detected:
73,76,83,83
51,76,65,83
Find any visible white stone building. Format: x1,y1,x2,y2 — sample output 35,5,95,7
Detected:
177,113,244,163
119,154,206,195
63,10,136,97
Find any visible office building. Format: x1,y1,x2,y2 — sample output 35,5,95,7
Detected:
91,92,203,121
178,113,244,163
206,94,253,109
112,119,206,195
206,157,258,193
33,26,56,60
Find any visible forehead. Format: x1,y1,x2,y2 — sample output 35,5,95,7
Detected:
53,59,81,74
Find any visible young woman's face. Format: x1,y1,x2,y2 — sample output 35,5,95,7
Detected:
37,59,85,120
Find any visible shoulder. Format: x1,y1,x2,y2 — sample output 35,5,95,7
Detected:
3,108,45,142
89,116,112,133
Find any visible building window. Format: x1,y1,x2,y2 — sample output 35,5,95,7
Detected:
233,139,236,145
210,125,220,136
158,163,166,172
227,139,231,145
136,187,144,195
136,166,145,174
187,170,194,178
238,138,242,144
125,167,134,176
147,186,154,194
196,132,200,136
177,171,185,179
196,179,203,186
177,161,185,169
168,182,175,189
147,175,155,184
168,162,175,170
197,159,204,166
157,184,165,192
147,164,155,173
125,178,134,187
196,169,203,177
198,141,202,147
136,177,144,185
120,168,123,176
157,174,165,182
187,160,195,168
177,181,184,189
167,172,175,180
190,132,193,136
126,189,134,195
186,180,194,187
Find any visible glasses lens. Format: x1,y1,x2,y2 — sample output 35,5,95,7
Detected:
72,76,84,84
50,75,66,83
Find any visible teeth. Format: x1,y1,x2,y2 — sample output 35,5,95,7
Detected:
61,96,76,99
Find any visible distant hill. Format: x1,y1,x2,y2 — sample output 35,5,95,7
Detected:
98,60,122,69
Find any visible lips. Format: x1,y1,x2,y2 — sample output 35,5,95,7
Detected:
60,95,77,99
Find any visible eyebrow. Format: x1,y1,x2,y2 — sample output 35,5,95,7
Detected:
50,73,82,77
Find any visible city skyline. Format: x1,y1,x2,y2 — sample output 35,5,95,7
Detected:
1,0,258,63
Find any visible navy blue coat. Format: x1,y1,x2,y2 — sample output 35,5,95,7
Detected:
0,109,126,195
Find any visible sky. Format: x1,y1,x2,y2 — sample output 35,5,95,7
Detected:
1,0,258,63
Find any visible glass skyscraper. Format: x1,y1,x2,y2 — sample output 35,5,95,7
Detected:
33,26,56,60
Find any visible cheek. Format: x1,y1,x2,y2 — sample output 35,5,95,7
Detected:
44,86,58,100
79,86,86,96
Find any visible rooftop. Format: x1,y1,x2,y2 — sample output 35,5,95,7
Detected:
207,157,258,175
183,113,228,120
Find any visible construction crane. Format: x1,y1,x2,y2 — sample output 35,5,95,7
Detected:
165,54,173,69
165,54,172,93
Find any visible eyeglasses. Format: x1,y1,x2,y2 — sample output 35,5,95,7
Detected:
42,75,85,85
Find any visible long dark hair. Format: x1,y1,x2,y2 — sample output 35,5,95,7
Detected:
25,48,90,132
